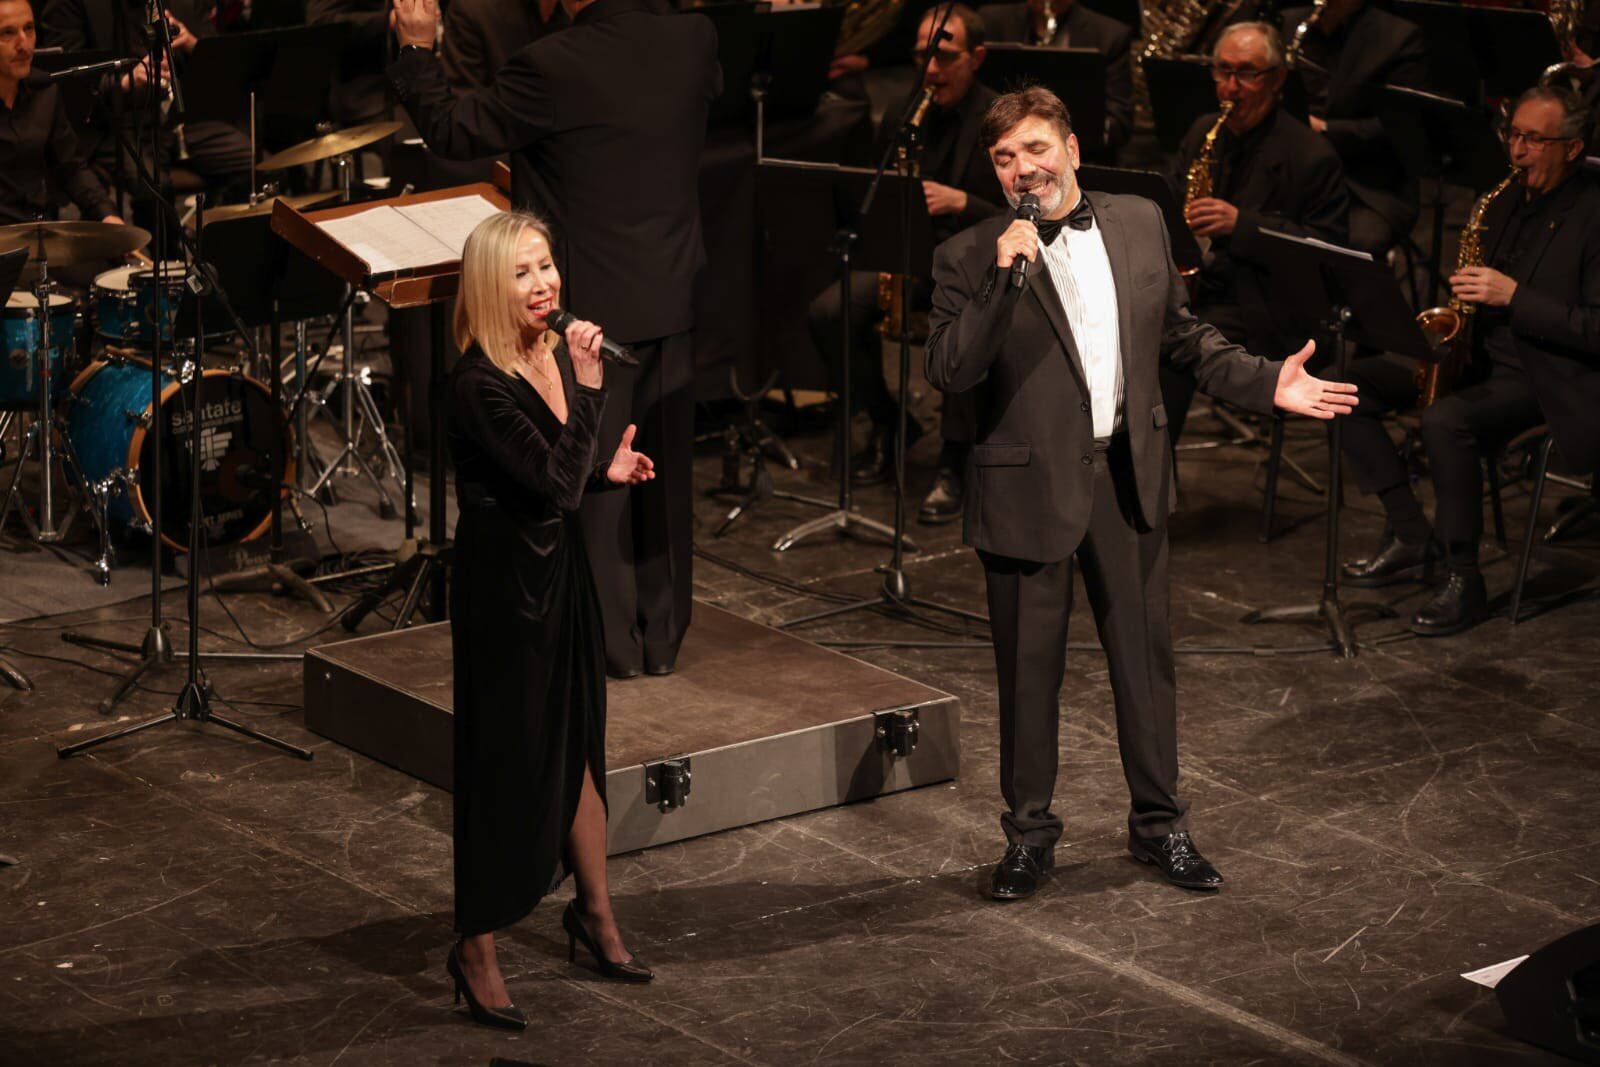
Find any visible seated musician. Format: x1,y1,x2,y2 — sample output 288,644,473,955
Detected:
979,0,1134,155
808,2,1004,524
1164,21,1349,446
1339,87,1600,635
0,0,122,227
39,0,252,201
1280,0,1427,256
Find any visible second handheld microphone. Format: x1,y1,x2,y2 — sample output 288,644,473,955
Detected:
545,308,638,368
1009,192,1042,290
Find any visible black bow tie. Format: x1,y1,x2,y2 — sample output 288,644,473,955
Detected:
1035,195,1095,244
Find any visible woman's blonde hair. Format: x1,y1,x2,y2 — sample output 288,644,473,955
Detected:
454,210,556,375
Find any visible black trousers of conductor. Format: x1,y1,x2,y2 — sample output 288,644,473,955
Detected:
979,434,1187,849
578,331,695,675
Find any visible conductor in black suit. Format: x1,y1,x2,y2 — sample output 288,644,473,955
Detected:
440,0,567,93
980,0,1135,154
1281,0,1428,255
389,0,720,678
925,87,1356,900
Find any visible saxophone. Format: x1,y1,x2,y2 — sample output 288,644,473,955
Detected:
1180,100,1234,292
1539,0,1589,86
1413,168,1520,408
1286,0,1328,72
878,85,936,341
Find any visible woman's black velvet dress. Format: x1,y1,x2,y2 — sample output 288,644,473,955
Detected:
448,342,609,937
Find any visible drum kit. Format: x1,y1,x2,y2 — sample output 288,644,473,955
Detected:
0,118,406,587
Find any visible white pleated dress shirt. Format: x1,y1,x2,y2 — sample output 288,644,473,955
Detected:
1036,195,1124,439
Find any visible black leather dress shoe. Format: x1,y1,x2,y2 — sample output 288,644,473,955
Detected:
853,420,924,487
989,843,1053,900
1410,570,1489,636
1341,534,1438,587
643,660,675,677
607,664,643,681
1128,831,1225,890
917,467,964,525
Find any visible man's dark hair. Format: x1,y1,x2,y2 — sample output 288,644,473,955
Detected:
923,2,986,50
981,85,1074,150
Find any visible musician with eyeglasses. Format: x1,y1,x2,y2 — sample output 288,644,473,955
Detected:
980,0,1135,155
807,2,1005,524
1162,21,1349,447
1336,86,1600,635
1280,0,1427,256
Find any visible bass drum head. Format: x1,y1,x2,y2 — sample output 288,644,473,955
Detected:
141,371,288,551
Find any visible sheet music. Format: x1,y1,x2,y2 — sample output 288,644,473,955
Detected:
395,194,502,258
318,206,456,277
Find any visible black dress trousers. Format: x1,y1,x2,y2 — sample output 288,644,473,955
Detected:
979,435,1187,848
579,331,696,674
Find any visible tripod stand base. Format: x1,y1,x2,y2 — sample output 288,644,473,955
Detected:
772,508,919,553
1240,595,1396,658
63,623,298,716
342,540,451,632
781,568,989,632
57,674,314,760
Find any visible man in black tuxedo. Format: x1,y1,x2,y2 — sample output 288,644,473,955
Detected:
979,0,1134,155
926,86,1356,899
1280,0,1427,256
389,0,720,678
808,2,1005,525
440,0,566,93
1339,87,1600,635
1166,21,1349,445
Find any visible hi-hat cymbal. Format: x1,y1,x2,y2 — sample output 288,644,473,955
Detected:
0,220,151,266
203,191,339,224
259,121,404,172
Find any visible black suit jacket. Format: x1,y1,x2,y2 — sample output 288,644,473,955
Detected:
925,193,1283,561
981,0,1134,151
881,83,1005,245
390,0,721,344
1174,107,1349,356
1280,3,1427,230
1481,175,1600,472
440,0,568,93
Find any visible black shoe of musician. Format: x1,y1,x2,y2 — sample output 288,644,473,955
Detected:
853,419,924,487
1128,831,1225,890
989,843,1053,900
1410,570,1489,636
1341,534,1438,587
918,467,964,525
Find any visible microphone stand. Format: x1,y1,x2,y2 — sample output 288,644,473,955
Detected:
60,195,314,762
780,5,989,638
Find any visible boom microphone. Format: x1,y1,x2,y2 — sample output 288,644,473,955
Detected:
545,308,638,367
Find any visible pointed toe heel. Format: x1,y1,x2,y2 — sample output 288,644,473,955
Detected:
446,943,528,1030
562,902,655,983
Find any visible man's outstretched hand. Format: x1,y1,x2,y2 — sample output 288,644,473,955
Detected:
1272,340,1358,420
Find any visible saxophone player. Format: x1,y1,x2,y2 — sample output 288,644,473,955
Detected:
1163,22,1349,447
807,2,1006,522
1340,87,1600,635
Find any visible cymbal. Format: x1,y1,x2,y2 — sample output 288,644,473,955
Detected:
0,220,151,266
258,121,405,172
203,191,340,224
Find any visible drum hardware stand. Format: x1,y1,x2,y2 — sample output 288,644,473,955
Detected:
780,12,988,639
60,195,313,761
303,153,403,519
0,255,110,569
709,368,822,538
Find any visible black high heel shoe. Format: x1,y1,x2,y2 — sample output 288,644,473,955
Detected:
562,902,655,982
446,942,528,1030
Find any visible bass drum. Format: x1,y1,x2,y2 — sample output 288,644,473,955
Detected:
65,360,293,551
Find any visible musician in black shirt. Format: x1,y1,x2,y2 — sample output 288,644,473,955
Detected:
0,0,120,225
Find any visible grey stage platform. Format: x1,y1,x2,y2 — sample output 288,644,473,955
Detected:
303,604,960,854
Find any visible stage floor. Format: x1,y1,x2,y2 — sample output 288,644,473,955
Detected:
2,389,1598,1065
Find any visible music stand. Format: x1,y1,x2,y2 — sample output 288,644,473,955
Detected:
980,45,1107,158
29,49,111,128
701,4,842,129
1377,85,1506,305
1239,229,1437,657
1077,164,1201,271
1145,56,1309,156
756,158,932,554
0,247,32,691
1394,1,1561,104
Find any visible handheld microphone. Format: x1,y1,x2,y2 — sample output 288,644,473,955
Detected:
545,308,639,368
1009,192,1042,290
